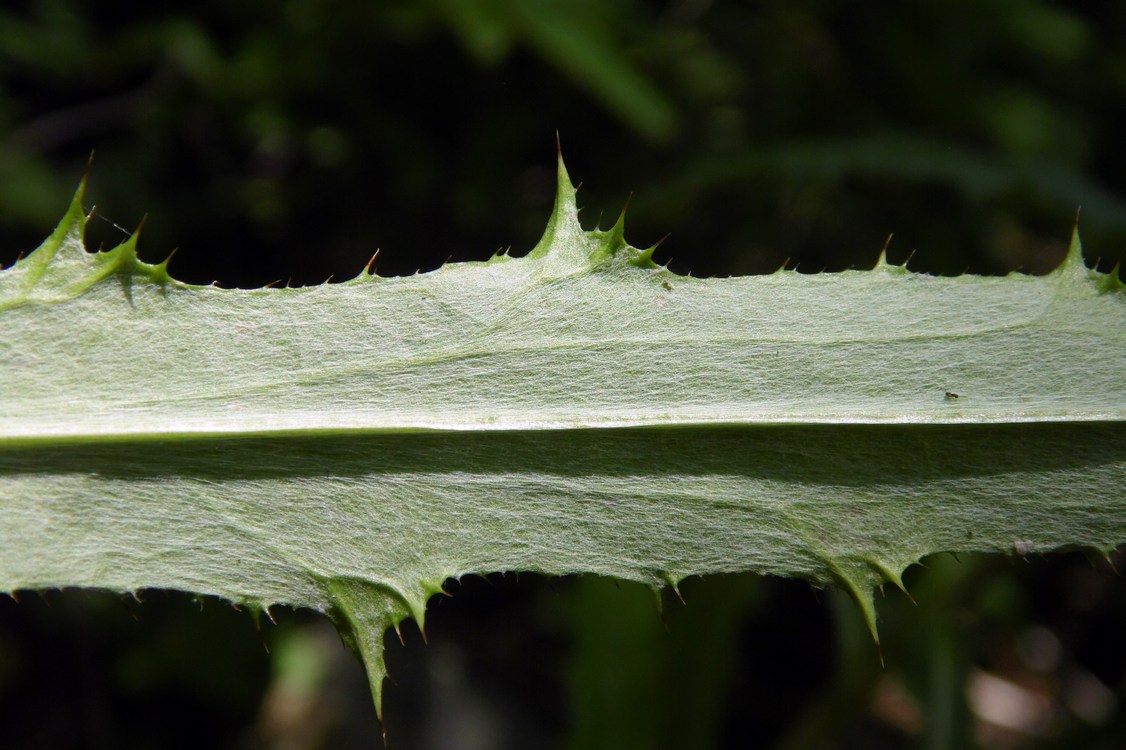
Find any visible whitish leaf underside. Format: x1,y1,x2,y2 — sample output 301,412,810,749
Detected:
1,160,1124,714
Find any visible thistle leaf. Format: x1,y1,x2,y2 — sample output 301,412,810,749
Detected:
1,158,1123,721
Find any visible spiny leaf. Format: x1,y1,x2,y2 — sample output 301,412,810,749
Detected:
1,157,1124,727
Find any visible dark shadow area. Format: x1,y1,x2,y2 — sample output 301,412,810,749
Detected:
2,422,1123,486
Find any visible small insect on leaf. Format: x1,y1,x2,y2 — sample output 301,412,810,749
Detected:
1013,539,1033,557
944,391,960,401
662,280,674,291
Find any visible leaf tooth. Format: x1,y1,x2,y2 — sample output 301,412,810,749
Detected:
588,203,629,265
555,152,578,210
410,578,453,642
342,250,383,285
398,590,430,640
324,576,424,721
826,559,881,647
1088,545,1120,575
643,233,670,265
93,221,145,283
526,149,582,263
867,558,915,605
150,248,177,284
658,570,686,604
118,216,145,264
247,603,265,631
626,236,663,270
364,250,380,277
873,234,893,268
1095,261,1125,294
586,199,665,269
605,198,628,250
1053,223,1090,281
873,234,911,275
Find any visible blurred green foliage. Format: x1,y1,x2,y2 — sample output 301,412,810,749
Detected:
1,0,1125,747
3,0,1126,285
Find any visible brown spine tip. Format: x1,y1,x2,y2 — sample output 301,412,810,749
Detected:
365,249,380,275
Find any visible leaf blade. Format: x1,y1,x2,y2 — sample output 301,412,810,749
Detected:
1,160,1123,719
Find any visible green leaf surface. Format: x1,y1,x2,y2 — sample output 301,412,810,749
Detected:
1,159,1124,722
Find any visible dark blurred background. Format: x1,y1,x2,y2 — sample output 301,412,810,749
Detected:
1,1,1125,748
